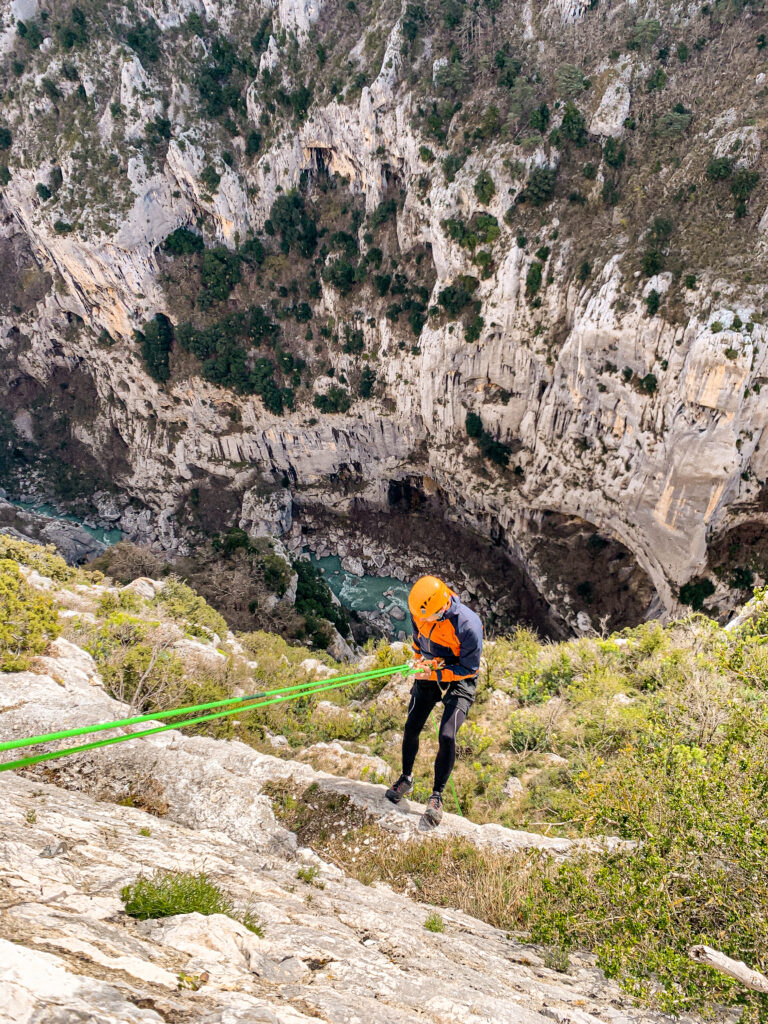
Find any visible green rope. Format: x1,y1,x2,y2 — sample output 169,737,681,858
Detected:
0,665,418,774
0,663,413,753
430,710,463,817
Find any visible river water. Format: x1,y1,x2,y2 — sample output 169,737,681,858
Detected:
12,500,123,547
7,496,411,634
309,553,411,635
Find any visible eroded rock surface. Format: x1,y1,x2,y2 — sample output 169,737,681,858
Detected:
0,623,683,1024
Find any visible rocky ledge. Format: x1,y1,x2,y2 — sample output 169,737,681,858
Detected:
0,623,686,1024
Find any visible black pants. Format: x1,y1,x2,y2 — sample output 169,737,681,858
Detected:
401,680,474,794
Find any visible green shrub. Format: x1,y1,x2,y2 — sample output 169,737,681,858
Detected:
359,366,376,398
200,246,242,305
126,19,161,63
529,103,550,132
465,314,484,343
56,5,88,48
36,183,51,201
122,870,232,919
0,558,60,671
164,227,204,255
474,171,496,204
269,192,318,257
601,180,619,206
603,137,625,169
638,372,658,394
684,273,697,289
155,576,229,639
645,290,660,316
313,386,352,414
627,18,661,50
556,64,586,97
526,262,543,298
424,912,445,933
520,166,557,206
463,412,483,442
200,164,221,193
646,68,667,92
246,130,262,156
370,198,397,229
293,559,349,638
707,157,733,181
136,313,174,383
560,102,587,146
53,219,73,234
442,152,466,183
437,275,479,315
641,249,664,276
419,145,435,163
654,108,692,138
17,20,43,48
679,577,715,610
524,725,768,1017
731,169,760,216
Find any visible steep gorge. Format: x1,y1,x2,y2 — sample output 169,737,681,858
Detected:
2,0,768,633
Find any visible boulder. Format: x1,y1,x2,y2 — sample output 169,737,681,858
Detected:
239,488,293,539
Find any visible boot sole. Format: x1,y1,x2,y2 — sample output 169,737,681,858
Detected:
423,808,443,825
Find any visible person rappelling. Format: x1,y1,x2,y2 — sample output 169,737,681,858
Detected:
385,575,483,826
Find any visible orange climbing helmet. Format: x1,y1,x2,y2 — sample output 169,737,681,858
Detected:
408,575,453,621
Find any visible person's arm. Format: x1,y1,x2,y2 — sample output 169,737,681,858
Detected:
437,612,482,683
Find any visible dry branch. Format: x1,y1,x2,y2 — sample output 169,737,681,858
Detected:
689,945,768,994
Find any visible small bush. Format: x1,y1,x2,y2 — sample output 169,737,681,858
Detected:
164,227,204,255
642,249,664,276
122,870,232,920
628,18,661,50
526,261,543,298
442,152,466,183
200,246,241,305
474,170,496,204
0,558,60,671
603,137,625,169
424,912,445,933
156,576,228,639
706,157,733,181
36,183,52,201
638,372,658,394
560,102,587,146
646,68,667,92
200,164,221,193
465,315,484,343
313,386,352,414
679,577,715,610
520,166,557,206
437,275,479,315
645,290,660,316
136,313,174,383
466,412,483,438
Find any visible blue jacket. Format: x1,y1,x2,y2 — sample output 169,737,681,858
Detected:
411,594,483,696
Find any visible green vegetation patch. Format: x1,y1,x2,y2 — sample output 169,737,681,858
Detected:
0,557,60,671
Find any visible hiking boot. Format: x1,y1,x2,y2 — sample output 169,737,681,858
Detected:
423,792,443,826
385,774,413,804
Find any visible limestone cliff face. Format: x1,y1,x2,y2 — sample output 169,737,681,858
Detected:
1,0,767,631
